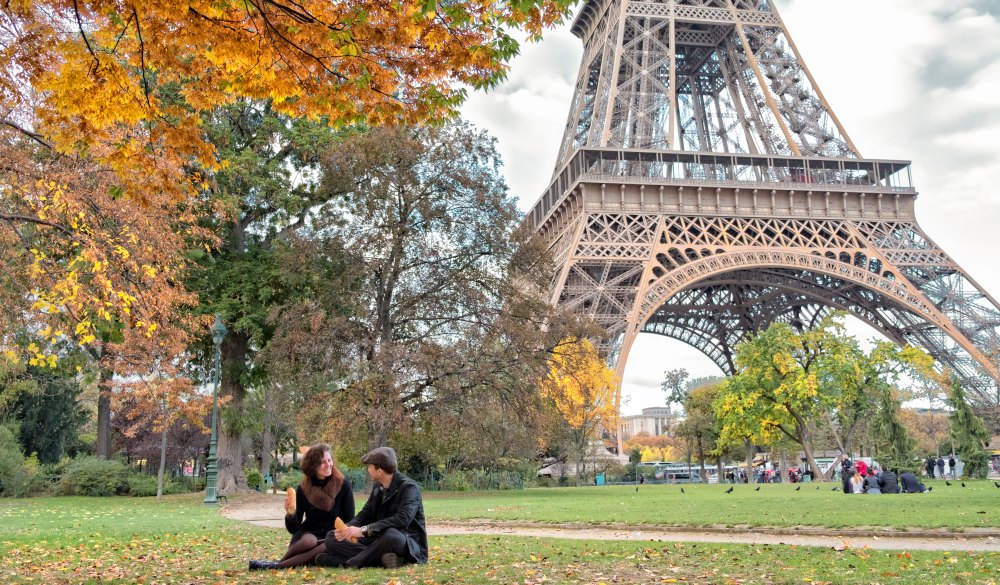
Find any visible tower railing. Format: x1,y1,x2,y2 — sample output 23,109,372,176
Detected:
530,148,914,229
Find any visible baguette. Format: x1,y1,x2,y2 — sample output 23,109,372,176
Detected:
285,487,296,515
334,517,358,543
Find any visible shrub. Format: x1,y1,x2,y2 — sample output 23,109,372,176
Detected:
0,425,39,497
277,469,303,490
58,456,129,496
125,473,186,497
245,468,263,491
438,471,471,491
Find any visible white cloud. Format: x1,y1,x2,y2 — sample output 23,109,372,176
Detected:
461,2,1000,415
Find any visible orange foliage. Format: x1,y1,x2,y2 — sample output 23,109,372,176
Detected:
0,0,572,362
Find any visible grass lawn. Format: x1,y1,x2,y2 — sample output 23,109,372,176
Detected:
1,493,998,584
424,480,1000,531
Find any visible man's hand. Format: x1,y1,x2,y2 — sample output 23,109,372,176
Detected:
335,525,364,542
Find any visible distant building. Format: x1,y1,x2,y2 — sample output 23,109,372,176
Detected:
619,407,678,442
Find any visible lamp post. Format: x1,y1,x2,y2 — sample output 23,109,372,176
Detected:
204,315,227,505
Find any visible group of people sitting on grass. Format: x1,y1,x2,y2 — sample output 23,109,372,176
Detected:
839,454,928,494
248,444,427,572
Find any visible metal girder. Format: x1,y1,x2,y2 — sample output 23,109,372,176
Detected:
537,0,1000,421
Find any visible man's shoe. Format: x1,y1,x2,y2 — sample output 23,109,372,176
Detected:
381,553,402,569
248,559,280,571
314,553,343,568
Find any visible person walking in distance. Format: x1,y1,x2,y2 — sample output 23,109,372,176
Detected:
318,447,428,569
936,456,945,479
948,455,957,479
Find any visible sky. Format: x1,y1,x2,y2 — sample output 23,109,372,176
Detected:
459,0,1000,415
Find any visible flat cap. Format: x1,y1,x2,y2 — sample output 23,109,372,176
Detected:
361,446,397,469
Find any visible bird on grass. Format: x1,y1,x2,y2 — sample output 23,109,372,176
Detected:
680,487,685,494
816,486,820,490
755,486,761,492
927,486,934,492
946,481,952,486
795,486,800,491
724,486,734,494
830,487,839,492
993,481,1000,489
961,482,966,487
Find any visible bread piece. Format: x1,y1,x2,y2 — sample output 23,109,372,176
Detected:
285,487,296,515
334,517,358,543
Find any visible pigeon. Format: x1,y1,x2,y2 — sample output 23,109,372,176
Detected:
795,486,801,491
927,486,933,492
680,487,685,493
993,481,1000,489
946,481,952,486
755,486,760,491
635,486,639,492
961,482,966,487
724,486,734,494
816,486,820,490
831,487,839,492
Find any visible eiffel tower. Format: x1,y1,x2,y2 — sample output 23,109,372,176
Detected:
531,0,1000,425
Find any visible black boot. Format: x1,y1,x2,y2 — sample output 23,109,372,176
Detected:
248,559,281,571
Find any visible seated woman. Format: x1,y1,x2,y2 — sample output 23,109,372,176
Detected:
249,443,354,570
850,470,864,494
862,469,881,494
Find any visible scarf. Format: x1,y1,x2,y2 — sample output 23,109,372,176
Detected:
299,472,343,511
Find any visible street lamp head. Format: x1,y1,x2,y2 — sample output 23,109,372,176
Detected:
212,314,228,346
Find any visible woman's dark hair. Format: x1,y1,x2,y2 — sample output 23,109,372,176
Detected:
300,443,344,481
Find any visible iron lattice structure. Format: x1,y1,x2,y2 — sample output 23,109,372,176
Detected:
531,0,1000,420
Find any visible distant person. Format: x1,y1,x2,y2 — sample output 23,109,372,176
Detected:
639,474,645,485
925,456,936,479
863,469,881,494
840,454,854,494
319,447,428,569
878,468,900,494
936,456,945,478
948,455,957,479
850,470,864,494
900,470,927,493
249,443,355,571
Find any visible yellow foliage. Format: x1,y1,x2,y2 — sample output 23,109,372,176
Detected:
540,338,619,433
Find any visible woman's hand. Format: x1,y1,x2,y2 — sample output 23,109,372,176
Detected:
284,487,296,515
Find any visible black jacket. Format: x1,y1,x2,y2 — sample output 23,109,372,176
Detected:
862,475,881,492
350,472,428,564
899,471,925,493
285,479,355,540
878,470,900,494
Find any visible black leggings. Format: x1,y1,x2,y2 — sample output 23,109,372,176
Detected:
277,531,326,568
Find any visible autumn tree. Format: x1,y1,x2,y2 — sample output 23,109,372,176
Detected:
540,338,619,485
661,368,689,405
674,382,724,481
713,315,931,481
275,121,576,452
1,0,574,358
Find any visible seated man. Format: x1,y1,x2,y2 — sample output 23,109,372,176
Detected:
318,447,428,569
899,470,926,493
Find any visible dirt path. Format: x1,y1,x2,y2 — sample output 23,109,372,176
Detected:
221,492,1000,552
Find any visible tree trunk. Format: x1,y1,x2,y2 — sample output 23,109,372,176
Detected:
95,346,116,459
696,433,706,481
744,438,754,479
156,394,168,499
216,332,250,496
794,423,824,481
260,383,272,484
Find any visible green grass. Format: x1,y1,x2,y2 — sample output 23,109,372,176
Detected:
424,480,1000,530
0,493,998,584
